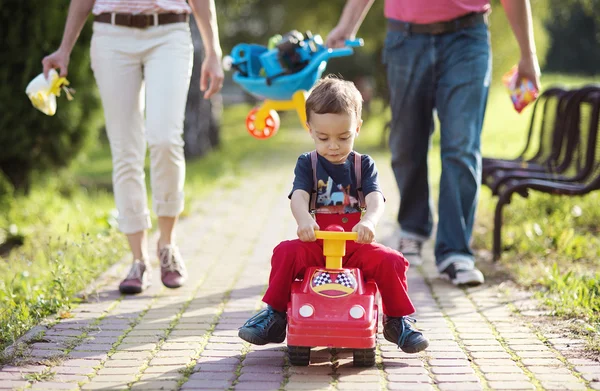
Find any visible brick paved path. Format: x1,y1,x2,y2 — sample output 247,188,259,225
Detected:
1,148,599,391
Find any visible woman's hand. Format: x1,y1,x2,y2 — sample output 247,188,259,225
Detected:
200,51,224,99
42,49,70,78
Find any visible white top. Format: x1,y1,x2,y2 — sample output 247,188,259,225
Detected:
92,0,192,15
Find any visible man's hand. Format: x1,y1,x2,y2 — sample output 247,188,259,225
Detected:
200,52,224,99
353,220,375,244
325,25,352,49
297,219,320,242
42,49,70,78
517,53,541,91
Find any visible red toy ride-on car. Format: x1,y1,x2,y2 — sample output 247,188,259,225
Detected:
286,224,380,367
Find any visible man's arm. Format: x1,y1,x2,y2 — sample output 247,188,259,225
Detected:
188,0,224,98
42,0,95,77
325,0,375,48
500,0,541,89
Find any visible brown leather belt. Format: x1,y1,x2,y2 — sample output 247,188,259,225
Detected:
94,12,189,28
388,12,487,35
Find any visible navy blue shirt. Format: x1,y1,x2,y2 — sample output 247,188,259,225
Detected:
289,151,383,214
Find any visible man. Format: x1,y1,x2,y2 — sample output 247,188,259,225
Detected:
326,0,541,286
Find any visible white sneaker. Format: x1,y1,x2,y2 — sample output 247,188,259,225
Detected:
398,238,423,266
440,262,484,286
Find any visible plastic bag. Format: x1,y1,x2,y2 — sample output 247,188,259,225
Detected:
25,69,74,116
502,65,538,113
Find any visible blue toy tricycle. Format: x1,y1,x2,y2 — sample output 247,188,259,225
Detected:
223,30,363,139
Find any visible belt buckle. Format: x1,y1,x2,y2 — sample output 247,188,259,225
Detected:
130,14,150,28
430,22,446,35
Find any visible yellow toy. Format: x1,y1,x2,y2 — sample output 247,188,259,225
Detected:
25,69,74,116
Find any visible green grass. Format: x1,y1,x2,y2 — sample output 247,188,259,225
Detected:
0,104,308,352
1,72,599,355
475,74,600,347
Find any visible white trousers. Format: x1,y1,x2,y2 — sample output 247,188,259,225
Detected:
90,21,193,234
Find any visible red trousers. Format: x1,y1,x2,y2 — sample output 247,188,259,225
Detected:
262,238,416,317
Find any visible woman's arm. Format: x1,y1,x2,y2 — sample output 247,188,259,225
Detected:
42,0,95,77
188,0,224,98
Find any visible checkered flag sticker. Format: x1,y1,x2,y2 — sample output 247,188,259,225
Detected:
336,271,357,288
312,271,333,286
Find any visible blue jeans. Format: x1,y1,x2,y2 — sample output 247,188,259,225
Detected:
383,21,491,272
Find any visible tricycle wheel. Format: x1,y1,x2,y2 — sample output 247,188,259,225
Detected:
353,347,376,367
287,345,311,366
246,108,280,139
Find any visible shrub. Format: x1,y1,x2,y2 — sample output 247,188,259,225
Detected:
0,1,102,192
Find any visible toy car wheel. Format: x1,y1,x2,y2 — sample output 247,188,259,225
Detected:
288,345,311,366
246,108,280,139
353,347,376,367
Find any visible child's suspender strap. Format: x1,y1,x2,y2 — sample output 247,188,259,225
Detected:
354,152,366,210
310,150,318,211
309,150,366,211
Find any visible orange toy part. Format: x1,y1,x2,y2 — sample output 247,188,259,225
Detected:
246,107,280,139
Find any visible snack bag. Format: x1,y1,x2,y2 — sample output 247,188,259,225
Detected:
25,69,74,116
502,65,538,113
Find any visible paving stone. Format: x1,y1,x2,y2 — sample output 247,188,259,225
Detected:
437,382,483,391
0,380,30,389
478,365,523,374
180,379,233,389
487,381,535,390
81,381,129,390
387,384,434,391
539,381,587,390
130,380,180,390
285,382,333,390
234,381,282,390
1,158,589,391
435,374,481,382
30,382,79,390
483,373,530,381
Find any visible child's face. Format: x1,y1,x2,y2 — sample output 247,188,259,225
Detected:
307,112,362,164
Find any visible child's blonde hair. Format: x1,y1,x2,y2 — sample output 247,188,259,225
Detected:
305,75,363,123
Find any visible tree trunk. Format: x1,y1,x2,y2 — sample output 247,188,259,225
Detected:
183,17,222,159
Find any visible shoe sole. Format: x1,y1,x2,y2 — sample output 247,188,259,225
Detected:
400,338,429,354
383,329,429,353
163,281,185,289
238,328,286,345
439,272,484,286
119,283,150,295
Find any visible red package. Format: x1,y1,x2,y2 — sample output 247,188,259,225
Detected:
502,65,538,113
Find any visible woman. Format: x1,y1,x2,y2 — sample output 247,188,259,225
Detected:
42,0,224,294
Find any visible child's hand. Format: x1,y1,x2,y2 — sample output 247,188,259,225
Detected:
353,220,375,244
297,219,320,242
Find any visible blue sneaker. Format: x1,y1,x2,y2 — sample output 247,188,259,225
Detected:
238,306,287,345
383,316,429,353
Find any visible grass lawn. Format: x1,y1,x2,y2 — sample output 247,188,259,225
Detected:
1,73,599,355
